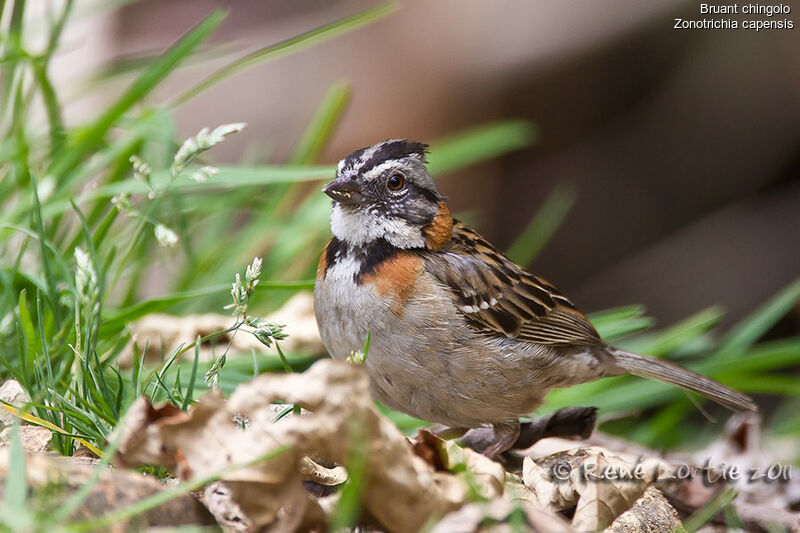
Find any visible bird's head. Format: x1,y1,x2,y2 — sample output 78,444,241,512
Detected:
324,139,451,249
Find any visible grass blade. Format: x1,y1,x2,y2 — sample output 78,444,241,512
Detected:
330,422,367,530
0,402,103,456
17,289,40,374
173,3,397,105
683,487,738,532
49,165,334,217
32,60,67,158
28,173,60,321
714,278,800,360
505,183,577,266
181,336,201,411
275,343,294,373
47,10,226,185
427,120,537,175
620,306,725,357
588,305,654,341
289,82,351,165
4,424,28,509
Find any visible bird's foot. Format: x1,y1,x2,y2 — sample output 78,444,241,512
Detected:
480,422,521,458
458,407,598,457
515,406,597,449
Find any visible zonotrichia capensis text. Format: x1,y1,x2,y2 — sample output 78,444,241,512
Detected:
313,139,756,457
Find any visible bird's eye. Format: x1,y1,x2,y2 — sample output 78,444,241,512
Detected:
387,174,405,191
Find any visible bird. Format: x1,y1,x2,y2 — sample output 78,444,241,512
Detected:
313,139,757,458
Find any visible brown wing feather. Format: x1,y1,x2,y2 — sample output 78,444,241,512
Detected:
423,221,602,347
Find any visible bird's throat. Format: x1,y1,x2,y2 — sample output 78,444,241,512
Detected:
330,203,428,249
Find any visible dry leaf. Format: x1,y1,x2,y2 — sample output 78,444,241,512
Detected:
655,412,800,531
431,497,576,533
570,447,654,531
523,456,578,510
606,486,684,533
201,482,252,531
523,447,668,532
0,450,214,529
686,412,799,510
299,456,347,486
440,440,506,501
113,359,462,532
121,313,243,366
503,472,536,506
411,429,511,507
733,501,800,532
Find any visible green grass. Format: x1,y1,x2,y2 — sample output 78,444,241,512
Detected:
1,0,800,530
543,279,800,450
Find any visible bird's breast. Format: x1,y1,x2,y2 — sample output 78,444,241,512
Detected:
314,238,424,359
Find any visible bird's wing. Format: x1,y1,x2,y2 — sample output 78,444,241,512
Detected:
423,221,602,346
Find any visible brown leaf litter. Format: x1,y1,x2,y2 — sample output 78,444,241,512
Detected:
0,450,215,530
518,417,800,532
4,356,797,531
113,360,578,532
113,360,457,531
110,358,737,532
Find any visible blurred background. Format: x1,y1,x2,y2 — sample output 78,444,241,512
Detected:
58,0,800,328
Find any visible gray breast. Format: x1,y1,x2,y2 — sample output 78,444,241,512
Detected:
314,254,378,361
313,248,586,428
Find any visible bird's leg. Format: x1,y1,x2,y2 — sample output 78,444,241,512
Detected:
514,406,597,449
457,408,598,457
481,421,521,458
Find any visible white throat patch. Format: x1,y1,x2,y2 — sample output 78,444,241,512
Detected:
330,204,425,249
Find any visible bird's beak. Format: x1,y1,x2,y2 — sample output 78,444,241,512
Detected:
322,176,366,206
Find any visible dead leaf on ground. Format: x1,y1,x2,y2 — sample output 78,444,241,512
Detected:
299,456,347,486
113,359,469,532
411,429,506,501
607,486,684,533
431,497,576,533
652,412,800,531
201,481,252,531
0,450,215,530
523,447,671,532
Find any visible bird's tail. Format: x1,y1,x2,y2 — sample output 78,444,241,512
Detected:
609,348,757,412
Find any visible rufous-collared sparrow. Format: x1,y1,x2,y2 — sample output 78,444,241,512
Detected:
313,139,756,457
